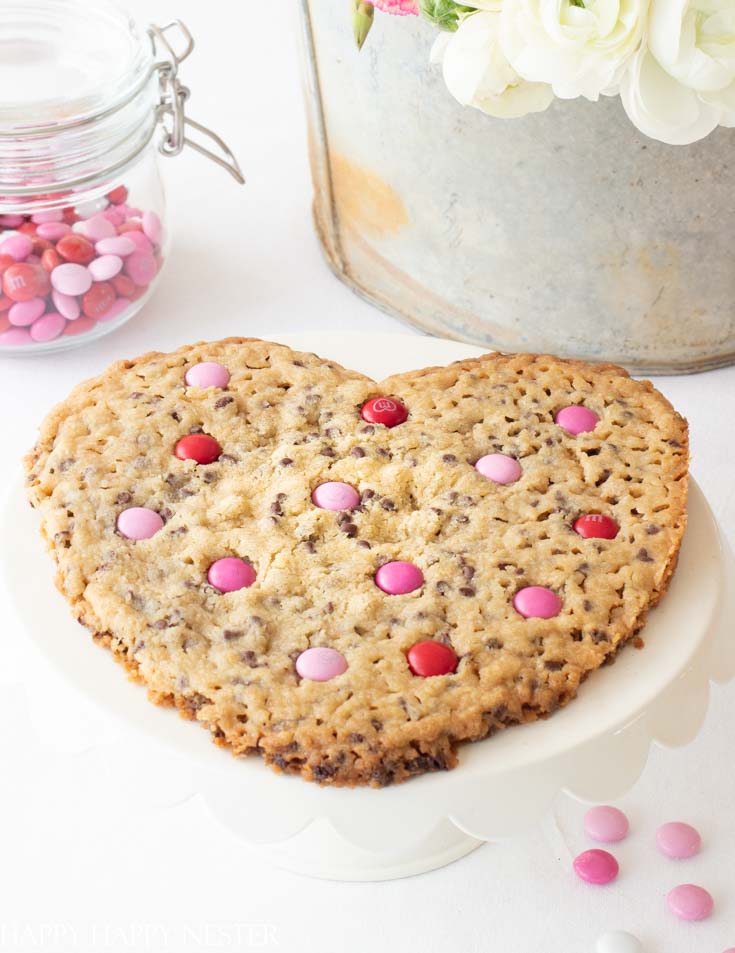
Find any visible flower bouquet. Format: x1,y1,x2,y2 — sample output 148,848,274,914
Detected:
354,1,735,145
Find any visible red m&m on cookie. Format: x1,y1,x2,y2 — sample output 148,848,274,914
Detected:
574,514,619,540
361,396,408,428
407,641,458,677
175,434,222,464
556,405,599,435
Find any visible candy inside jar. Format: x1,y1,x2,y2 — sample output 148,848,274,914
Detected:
0,181,165,349
0,0,242,356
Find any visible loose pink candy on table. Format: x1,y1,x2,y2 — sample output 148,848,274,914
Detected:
667,884,713,921
142,210,163,245
475,453,522,484
96,236,136,257
51,262,92,296
30,312,65,342
375,561,424,595
556,405,600,435
1,233,33,262
585,806,630,844
36,222,71,241
657,822,702,859
296,647,348,682
125,251,157,286
573,849,619,885
117,507,164,540
52,290,81,321
185,362,231,389
9,297,45,327
513,586,562,619
207,558,256,593
88,254,123,281
312,481,360,512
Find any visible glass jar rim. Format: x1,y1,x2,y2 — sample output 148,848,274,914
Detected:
0,0,155,138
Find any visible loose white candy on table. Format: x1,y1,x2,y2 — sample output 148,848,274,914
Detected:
596,932,642,953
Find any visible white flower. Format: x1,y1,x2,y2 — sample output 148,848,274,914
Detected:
620,1,735,144
500,0,650,101
433,10,555,118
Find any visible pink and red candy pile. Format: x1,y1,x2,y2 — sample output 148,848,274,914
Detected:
575,808,724,932
0,186,162,347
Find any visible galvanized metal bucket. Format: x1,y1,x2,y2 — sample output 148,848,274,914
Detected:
299,0,735,374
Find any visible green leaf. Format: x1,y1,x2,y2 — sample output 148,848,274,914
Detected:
418,0,475,32
352,0,375,51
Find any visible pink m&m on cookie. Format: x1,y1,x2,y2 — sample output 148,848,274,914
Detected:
117,507,164,540
513,586,562,619
667,884,713,921
573,849,619,885
475,453,522,484
584,806,630,843
556,405,599,435
312,482,360,512
375,561,424,595
185,362,231,389
656,822,701,859
361,396,408,428
207,558,256,593
296,647,348,682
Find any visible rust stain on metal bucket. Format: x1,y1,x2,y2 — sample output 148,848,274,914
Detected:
330,155,408,239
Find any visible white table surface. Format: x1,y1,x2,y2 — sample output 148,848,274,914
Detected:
1,3,734,952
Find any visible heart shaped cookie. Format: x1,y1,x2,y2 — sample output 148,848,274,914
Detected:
25,339,688,786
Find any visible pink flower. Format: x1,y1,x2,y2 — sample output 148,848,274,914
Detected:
374,0,419,15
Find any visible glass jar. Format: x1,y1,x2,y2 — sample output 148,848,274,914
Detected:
0,0,243,355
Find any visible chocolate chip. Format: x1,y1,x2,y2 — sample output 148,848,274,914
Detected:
350,446,366,458
325,602,334,614
58,458,75,472
240,650,259,666
545,660,565,671
456,515,470,524
215,396,234,409
459,586,476,597
348,733,365,744
359,425,375,435
442,454,457,464
591,630,609,644
219,454,238,464
637,548,654,563
224,630,243,641
380,498,396,511
360,489,375,502
340,523,358,538
646,525,661,535
115,491,132,505
279,458,293,467
170,411,181,422
320,447,336,457
436,580,451,595
486,639,503,650
357,540,372,549
292,360,305,367
461,564,476,581
270,500,283,517
583,599,593,612
376,448,391,459
303,540,316,553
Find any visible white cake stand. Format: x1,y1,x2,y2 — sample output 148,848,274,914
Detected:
4,333,735,881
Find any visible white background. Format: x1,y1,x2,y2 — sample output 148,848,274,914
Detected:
1,2,734,951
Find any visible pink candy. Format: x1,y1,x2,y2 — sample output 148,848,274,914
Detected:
95,236,136,257
296,647,348,682
51,263,92,296
513,586,562,619
36,222,71,241
207,558,256,593
52,290,81,321
31,210,63,224
76,213,116,242
142,210,163,246
0,327,32,346
375,561,424,595
1,234,33,262
30,312,65,342
125,252,157,286
9,297,45,327
312,481,360,511
475,453,522,484
556,405,600,435
656,822,701,859
584,806,630,844
185,362,231,389
88,254,123,281
666,884,714,921
116,507,164,540
573,849,619,885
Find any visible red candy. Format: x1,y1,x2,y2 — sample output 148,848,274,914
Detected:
361,396,408,428
174,434,222,464
0,295,11,312
17,222,37,236
3,263,50,302
57,234,96,265
0,254,16,276
82,281,116,319
407,641,458,677
41,248,62,273
574,514,619,540
107,185,129,205
111,274,137,298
